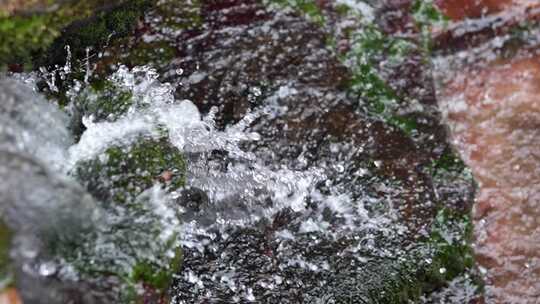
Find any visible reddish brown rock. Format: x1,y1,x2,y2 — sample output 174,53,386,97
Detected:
432,0,540,52
439,54,540,304
0,288,22,304
435,0,537,20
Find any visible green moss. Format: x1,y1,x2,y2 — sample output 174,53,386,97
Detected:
428,209,474,278
432,148,467,174
154,0,202,31
39,0,152,68
121,41,178,68
412,0,448,28
76,79,134,122
0,220,13,290
387,115,418,135
75,138,186,204
267,0,325,25
344,25,421,135
0,14,59,66
100,0,201,69
0,1,121,67
132,245,182,291
412,0,449,52
334,3,351,16
63,137,186,301
353,208,476,303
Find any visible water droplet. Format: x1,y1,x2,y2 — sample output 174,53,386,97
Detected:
439,267,447,274
176,68,184,75
245,288,255,301
329,143,340,153
39,262,57,277
251,86,262,97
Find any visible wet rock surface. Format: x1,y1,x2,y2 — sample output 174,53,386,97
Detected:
0,0,484,303
432,2,540,302
89,1,477,303
436,50,540,303
0,76,186,303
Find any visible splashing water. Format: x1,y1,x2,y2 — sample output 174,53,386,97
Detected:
0,54,417,303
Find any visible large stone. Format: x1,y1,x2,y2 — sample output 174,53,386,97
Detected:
87,1,479,302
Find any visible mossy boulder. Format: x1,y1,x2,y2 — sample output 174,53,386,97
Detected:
78,80,134,120
165,2,480,302
131,245,183,292
70,79,134,136
64,68,186,302
39,0,151,68
74,137,186,204
0,0,151,69
0,2,107,67
67,136,186,302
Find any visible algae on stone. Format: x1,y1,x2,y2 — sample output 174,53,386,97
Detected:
92,0,201,74
267,0,325,24
67,135,186,302
0,1,129,68
75,138,186,204
79,80,134,118
39,0,151,68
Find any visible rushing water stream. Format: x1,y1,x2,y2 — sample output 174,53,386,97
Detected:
0,0,539,303
1,61,423,303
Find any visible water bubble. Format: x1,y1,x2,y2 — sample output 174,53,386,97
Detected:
245,288,255,301
334,164,345,173
38,262,57,277
251,86,262,97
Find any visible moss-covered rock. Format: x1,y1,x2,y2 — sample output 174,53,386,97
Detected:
75,138,186,204
38,0,151,68
0,0,151,70
66,135,186,302
324,207,476,303
90,0,201,76
0,1,116,68
131,245,183,291
80,80,134,120
70,79,134,136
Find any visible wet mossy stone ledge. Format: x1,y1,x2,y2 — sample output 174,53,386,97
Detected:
157,1,481,302
0,0,151,68
70,79,135,136
0,78,186,303
74,137,187,204
38,0,152,69
70,136,186,302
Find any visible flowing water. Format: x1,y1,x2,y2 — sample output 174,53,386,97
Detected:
1,63,419,303
1,0,539,303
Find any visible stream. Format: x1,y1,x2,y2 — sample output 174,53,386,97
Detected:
0,0,538,303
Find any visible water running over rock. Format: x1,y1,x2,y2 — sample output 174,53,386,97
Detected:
0,0,492,303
